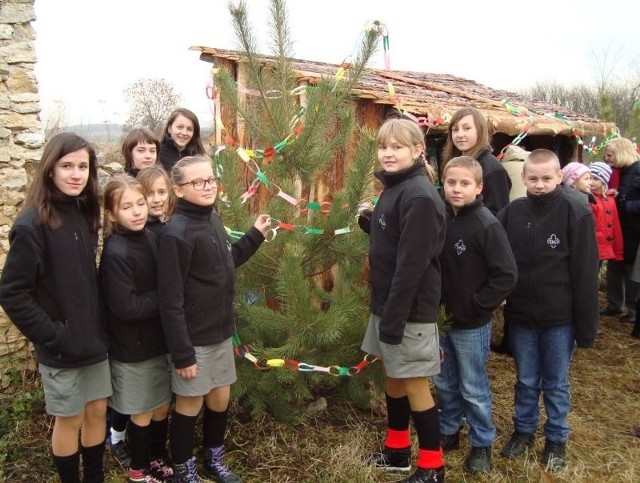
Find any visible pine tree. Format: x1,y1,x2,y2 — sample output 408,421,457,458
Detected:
212,0,384,421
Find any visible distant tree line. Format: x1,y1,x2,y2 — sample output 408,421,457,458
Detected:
522,47,640,142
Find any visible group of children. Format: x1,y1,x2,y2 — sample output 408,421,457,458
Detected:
0,104,626,483
359,112,603,483
0,107,272,483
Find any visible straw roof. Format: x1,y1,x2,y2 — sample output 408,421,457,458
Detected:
191,46,617,138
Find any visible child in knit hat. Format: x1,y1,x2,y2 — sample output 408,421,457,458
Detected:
562,161,591,193
589,161,623,265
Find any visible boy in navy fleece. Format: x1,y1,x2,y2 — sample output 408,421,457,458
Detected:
498,149,598,471
432,156,517,474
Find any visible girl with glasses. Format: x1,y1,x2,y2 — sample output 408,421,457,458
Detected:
157,156,270,482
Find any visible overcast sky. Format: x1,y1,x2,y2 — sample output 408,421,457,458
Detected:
33,0,640,127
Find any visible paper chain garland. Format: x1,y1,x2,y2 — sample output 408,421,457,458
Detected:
498,99,621,159
232,333,380,377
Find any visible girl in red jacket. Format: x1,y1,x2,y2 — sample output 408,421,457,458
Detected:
589,161,623,265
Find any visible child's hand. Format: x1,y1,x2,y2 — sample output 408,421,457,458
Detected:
176,364,197,379
357,201,374,215
253,214,272,236
606,188,618,198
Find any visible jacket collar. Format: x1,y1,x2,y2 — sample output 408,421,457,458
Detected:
113,225,145,238
526,185,562,206
374,162,426,188
175,198,214,218
447,197,484,217
51,188,85,212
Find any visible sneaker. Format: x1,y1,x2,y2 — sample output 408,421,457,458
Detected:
464,446,492,473
500,431,535,459
363,446,411,472
398,466,445,482
128,468,163,483
149,458,173,480
172,456,200,483
440,431,460,452
541,438,566,471
202,445,242,483
109,438,132,467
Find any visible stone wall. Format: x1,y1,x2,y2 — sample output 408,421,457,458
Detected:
0,0,44,379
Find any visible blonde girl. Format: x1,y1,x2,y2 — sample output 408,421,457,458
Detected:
100,175,173,482
359,119,446,483
137,166,174,237
157,156,270,482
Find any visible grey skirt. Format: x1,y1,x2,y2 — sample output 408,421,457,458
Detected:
109,355,172,414
361,313,441,378
171,338,237,397
39,359,112,417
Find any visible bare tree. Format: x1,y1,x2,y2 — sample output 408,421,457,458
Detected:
44,99,69,140
526,81,600,118
123,78,181,133
522,43,640,136
590,43,627,95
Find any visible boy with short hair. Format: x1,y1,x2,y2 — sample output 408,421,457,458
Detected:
433,156,517,474
497,149,599,471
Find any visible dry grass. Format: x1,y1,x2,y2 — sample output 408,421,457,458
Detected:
2,294,639,482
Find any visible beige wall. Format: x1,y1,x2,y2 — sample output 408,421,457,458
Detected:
0,0,43,380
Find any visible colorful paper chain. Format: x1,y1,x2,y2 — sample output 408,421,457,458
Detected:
232,333,380,377
499,99,621,157
223,191,381,242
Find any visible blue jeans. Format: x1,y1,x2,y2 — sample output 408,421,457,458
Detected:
509,323,575,443
432,323,495,448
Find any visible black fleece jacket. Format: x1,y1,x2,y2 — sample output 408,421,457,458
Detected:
361,162,446,345
159,137,184,172
0,195,107,368
100,228,168,362
440,198,517,329
476,149,511,215
158,199,264,368
124,166,140,178
497,187,599,347
615,160,640,262
145,215,165,238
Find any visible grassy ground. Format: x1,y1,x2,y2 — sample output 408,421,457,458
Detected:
1,296,639,482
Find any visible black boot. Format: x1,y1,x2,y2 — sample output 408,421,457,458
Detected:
541,438,566,471
464,446,492,473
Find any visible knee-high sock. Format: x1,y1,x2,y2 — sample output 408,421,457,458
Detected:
202,407,228,449
384,393,411,449
169,411,197,465
81,442,105,483
128,420,151,471
412,407,444,469
149,417,169,460
53,451,80,483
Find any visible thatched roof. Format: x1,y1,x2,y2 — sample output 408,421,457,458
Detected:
191,46,617,138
